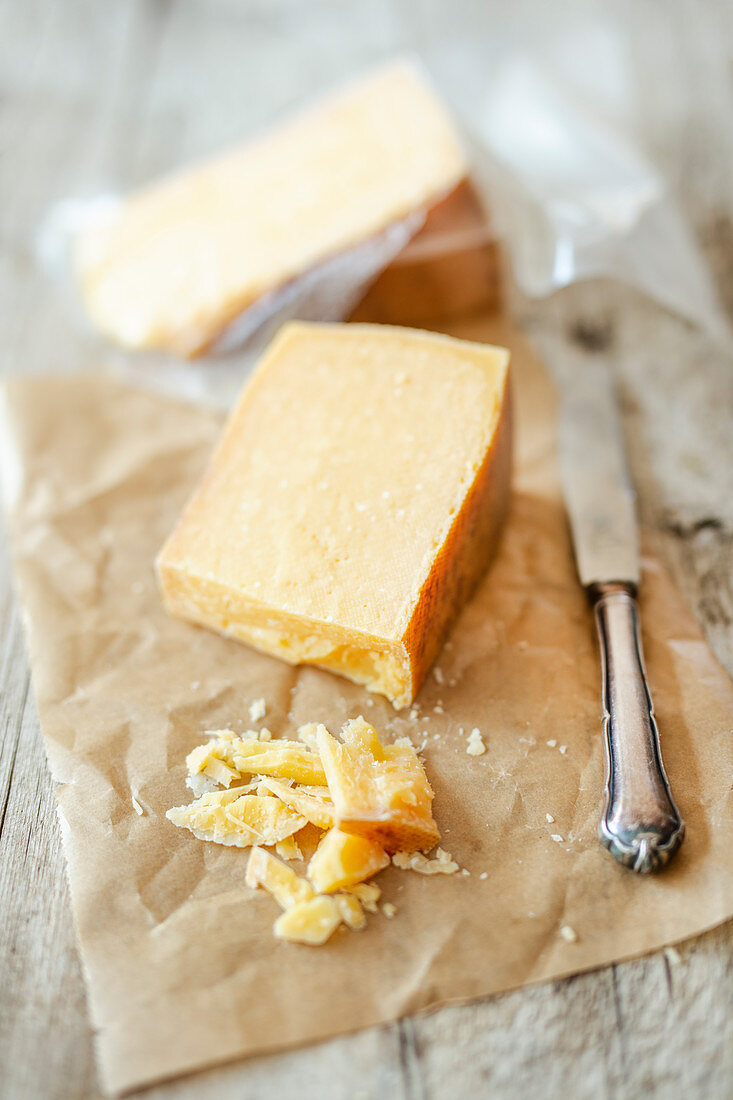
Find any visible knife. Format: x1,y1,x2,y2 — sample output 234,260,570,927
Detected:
558,356,685,873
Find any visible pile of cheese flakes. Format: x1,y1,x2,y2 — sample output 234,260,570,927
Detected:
166,717,458,944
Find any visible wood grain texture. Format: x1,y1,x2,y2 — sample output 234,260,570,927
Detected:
0,2,731,1098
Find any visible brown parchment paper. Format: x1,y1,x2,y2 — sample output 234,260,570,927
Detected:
3,314,732,1095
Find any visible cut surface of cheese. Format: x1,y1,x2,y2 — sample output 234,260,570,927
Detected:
246,847,314,908
307,826,389,893
166,790,306,847
75,61,467,356
318,718,440,852
273,896,343,945
157,321,511,708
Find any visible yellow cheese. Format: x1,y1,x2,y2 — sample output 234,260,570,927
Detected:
273,896,342,945
75,62,467,356
157,322,511,707
307,826,389,893
259,777,335,830
246,847,314,908
333,893,367,931
317,719,440,853
186,735,326,786
166,790,306,847
275,836,303,862
346,882,382,913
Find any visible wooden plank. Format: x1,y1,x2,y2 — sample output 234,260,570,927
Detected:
0,2,730,1098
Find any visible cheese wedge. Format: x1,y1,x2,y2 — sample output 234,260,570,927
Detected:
75,62,467,356
157,322,511,708
317,719,439,852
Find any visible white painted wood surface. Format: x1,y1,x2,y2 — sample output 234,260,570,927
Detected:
0,2,731,1097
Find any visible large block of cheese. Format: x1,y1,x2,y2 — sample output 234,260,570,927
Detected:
75,62,467,357
157,322,511,707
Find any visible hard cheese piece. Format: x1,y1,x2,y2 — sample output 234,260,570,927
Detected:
259,777,335,830
246,847,314,909
166,790,306,847
157,322,511,708
352,180,503,326
75,62,467,356
273,896,342,946
187,735,326,786
307,826,389,893
317,719,439,853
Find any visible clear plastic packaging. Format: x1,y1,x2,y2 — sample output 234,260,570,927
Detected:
36,12,728,410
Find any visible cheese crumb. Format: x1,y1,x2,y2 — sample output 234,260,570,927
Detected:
382,903,397,919
346,882,381,913
409,708,419,720
546,739,557,748
546,813,555,823
131,794,144,816
551,834,564,843
559,744,567,755
479,872,488,880
249,698,267,722
466,728,486,756
433,667,444,684
560,925,578,943
392,848,459,875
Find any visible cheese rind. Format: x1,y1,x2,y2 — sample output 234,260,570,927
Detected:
157,322,511,708
75,62,466,356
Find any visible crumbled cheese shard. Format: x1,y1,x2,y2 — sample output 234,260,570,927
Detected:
559,745,568,755
249,698,267,722
76,62,467,356
246,847,314,909
546,813,555,823
157,322,511,708
259,776,334,829
466,728,486,756
317,718,440,852
187,735,326,786
334,893,367,931
550,834,564,844
308,827,389,894
275,835,303,862
382,903,397,919
479,872,488,880
346,882,382,913
274,896,342,945
560,925,578,943
546,739,557,748
392,847,459,875
166,790,306,847
296,722,323,752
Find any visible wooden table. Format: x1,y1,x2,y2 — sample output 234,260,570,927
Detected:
1,3,731,1097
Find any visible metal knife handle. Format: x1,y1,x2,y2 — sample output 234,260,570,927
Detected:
590,583,685,873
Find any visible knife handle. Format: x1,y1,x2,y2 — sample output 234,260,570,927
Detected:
590,583,684,873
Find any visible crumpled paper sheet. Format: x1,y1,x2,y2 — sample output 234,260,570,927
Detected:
2,314,732,1095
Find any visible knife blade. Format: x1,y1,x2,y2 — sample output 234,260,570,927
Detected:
557,357,685,873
